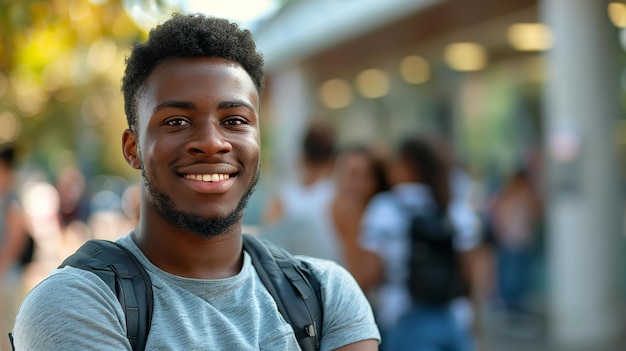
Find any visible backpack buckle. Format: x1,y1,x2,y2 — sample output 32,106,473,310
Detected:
305,324,316,337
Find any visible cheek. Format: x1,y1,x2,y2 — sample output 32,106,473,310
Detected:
240,134,261,160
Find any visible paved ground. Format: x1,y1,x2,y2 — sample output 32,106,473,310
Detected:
477,307,626,351
478,307,551,351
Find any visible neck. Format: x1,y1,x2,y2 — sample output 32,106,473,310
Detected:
133,214,244,280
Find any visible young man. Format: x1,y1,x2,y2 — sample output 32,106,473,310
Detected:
10,14,380,350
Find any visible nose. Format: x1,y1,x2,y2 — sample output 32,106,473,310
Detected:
186,121,232,156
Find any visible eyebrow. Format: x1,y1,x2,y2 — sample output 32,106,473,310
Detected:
153,100,256,113
153,100,196,113
218,100,256,113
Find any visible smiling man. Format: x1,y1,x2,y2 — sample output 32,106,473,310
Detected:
10,14,380,350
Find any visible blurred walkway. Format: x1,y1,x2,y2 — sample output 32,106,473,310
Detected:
479,306,550,351
479,306,625,351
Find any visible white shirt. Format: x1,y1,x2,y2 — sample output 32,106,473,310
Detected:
359,183,481,330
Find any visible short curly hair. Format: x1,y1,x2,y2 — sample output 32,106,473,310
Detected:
122,13,265,129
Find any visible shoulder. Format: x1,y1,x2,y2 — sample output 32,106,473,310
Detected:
447,200,482,251
291,255,365,307
293,255,347,281
12,267,129,350
16,267,123,320
22,266,118,304
294,256,381,349
365,191,398,216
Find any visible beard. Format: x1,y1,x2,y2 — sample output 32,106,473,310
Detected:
140,159,259,239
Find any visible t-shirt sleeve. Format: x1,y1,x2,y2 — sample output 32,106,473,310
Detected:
302,257,381,350
359,193,399,254
448,199,482,251
11,267,132,351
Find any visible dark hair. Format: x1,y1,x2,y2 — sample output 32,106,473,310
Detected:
302,122,336,165
338,144,390,194
122,13,265,129
0,146,16,168
399,136,450,212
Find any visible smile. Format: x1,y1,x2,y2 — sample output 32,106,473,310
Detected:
183,174,231,182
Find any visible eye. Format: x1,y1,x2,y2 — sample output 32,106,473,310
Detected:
162,117,191,127
223,116,249,126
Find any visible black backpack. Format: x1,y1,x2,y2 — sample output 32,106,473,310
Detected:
405,207,467,306
53,234,323,351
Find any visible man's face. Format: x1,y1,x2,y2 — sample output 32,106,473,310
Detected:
123,57,261,238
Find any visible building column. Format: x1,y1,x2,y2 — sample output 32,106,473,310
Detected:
541,0,624,349
265,65,314,183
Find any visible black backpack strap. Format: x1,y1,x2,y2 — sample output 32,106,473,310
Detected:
59,239,153,351
242,234,323,351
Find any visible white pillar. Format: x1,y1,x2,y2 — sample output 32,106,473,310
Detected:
265,65,314,183
541,0,624,349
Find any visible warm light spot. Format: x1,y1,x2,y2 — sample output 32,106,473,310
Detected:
399,55,430,84
0,112,21,143
12,77,49,117
88,38,118,74
318,79,353,109
69,0,92,21
355,69,390,98
609,2,626,28
507,23,554,51
444,42,487,72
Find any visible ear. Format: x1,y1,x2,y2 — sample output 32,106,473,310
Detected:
122,129,141,170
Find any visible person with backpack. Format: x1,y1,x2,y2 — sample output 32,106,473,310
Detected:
9,14,380,351
358,135,482,351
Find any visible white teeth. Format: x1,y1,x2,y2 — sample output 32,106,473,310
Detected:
185,174,230,182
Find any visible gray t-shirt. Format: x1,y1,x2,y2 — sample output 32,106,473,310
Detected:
11,234,380,350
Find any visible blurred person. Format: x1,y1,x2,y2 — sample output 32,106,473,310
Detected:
122,184,141,224
328,145,389,284
260,120,344,263
434,135,496,343
19,181,65,293
489,168,542,316
0,146,30,351
359,135,482,351
10,14,379,350
55,165,89,227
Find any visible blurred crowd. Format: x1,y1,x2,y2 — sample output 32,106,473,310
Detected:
253,121,544,350
0,145,141,351
0,120,544,351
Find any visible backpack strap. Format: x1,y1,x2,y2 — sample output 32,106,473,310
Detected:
242,234,323,351
59,240,153,351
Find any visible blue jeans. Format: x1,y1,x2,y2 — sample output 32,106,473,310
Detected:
496,246,532,312
385,304,475,351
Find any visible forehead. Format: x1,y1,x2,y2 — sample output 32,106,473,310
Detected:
138,57,259,108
